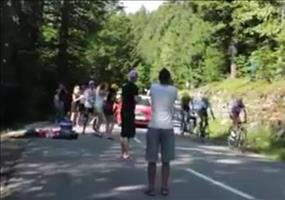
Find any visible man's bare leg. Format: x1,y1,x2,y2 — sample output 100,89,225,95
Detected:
120,137,130,159
147,162,156,190
120,137,125,157
161,162,170,189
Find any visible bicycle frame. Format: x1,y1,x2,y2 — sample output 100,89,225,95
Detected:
196,113,209,139
181,110,196,135
228,123,247,149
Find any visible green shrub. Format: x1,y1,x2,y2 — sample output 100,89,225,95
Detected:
209,118,285,161
209,118,229,140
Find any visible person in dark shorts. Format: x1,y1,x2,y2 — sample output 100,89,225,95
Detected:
145,68,178,196
70,85,82,126
82,81,97,134
77,84,87,125
120,69,139,159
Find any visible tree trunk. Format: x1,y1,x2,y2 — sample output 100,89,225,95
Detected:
281,1,285,25
230,62,237,79
229,39,237,79
57,0,70,82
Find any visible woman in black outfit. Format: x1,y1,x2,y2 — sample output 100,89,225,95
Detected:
120,70,139,159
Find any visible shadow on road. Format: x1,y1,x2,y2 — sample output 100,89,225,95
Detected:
3,133,285,200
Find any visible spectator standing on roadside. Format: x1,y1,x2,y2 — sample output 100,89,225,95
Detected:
77,84,87,127
70,85,82,126
94,82,109,135
54,89,64,123
120,69,139,159
82,81,97,134
103,85,117,140
145,68,178,196
57,83,69,115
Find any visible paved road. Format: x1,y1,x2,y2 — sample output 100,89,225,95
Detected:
4,125,285,200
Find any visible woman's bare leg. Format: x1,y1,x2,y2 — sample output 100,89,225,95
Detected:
107,121,114,139
70,112,75,123
76,112,81,126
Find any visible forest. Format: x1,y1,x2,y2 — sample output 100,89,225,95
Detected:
1,0,285,125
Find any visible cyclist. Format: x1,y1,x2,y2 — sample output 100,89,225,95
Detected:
180,93,196,134
229,97,247,128
193,92,215,138
228,97,248,148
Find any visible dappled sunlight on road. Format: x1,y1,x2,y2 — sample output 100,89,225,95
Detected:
3,131,285,200
4,136,150,200
215,159,244,165
113,184,145,192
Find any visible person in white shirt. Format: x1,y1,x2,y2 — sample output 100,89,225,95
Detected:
145,68,178,196
94,83,108,135
82,80,96,134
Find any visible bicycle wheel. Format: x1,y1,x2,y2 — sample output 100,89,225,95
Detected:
188,119,194,134
228,127,237,148
181,111,189,135
238,128,247,151
180,117,185,135
200,121,207,138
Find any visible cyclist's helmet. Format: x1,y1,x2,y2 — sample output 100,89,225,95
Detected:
236,98,243,105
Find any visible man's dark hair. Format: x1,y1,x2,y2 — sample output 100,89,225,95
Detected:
159,68,171,85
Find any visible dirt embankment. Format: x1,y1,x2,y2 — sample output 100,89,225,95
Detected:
192,79,285,132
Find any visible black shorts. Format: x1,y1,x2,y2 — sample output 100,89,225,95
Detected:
84,107,94,116
197,109,207,118
71,102,79,113
79,104,85,112
121,111,136,139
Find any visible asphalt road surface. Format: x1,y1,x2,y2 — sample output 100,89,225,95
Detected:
4,124,285,200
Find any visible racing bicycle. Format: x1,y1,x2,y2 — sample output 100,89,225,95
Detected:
227,122,247,151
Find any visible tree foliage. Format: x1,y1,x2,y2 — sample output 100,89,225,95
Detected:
1,0,121,125
129,0,285,88
1,0,284,125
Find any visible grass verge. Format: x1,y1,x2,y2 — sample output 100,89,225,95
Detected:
208,118,285,161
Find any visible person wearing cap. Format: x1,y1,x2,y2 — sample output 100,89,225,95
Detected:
82,80,97,134
120,69,139,159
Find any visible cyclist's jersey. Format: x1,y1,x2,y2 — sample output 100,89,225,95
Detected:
193,97,208,113
230,100,245,116
181,96,190,111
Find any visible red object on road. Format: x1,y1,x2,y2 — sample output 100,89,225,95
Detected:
115,95,152,127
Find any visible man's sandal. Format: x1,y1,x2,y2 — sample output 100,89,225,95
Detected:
160,188,169,196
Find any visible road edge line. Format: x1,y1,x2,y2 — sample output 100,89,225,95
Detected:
185,168,256,200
